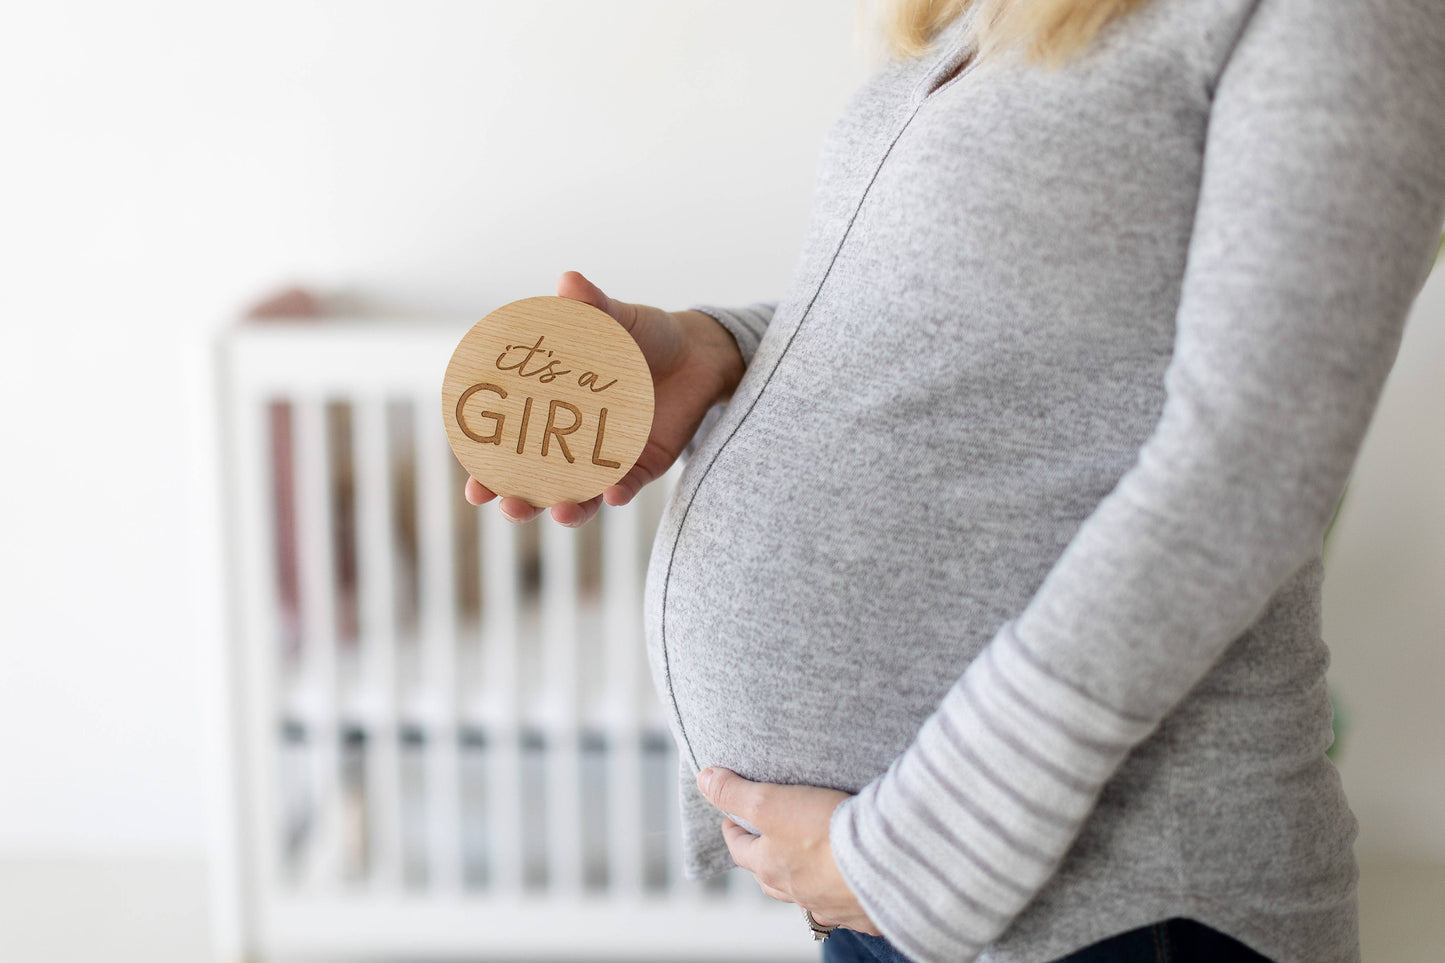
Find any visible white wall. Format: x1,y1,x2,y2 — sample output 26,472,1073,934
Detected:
0,0,1440,865
0,0,873,855
1325,269,1445,862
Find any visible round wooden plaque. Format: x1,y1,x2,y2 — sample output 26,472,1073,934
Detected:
442,296,654,508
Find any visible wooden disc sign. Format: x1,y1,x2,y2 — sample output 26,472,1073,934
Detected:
442,296,654,508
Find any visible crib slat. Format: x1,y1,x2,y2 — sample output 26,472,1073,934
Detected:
479,504,521,721
541,522,582,896
415,408,461,893
603,504,645,895
352,398,402,889
293,397,342,890
225,329,834,960
480,507,523,893
231,393,285,896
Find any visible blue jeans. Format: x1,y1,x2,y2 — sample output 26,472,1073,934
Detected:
821,917,1274,963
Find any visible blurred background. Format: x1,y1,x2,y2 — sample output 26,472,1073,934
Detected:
0,2,1440,961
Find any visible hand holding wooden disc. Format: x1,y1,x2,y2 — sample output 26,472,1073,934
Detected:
442,296,655,508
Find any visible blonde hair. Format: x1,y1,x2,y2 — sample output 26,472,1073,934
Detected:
880,0,1155,69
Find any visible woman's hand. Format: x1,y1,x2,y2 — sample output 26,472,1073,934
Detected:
464,270,745,525
696,767,881,936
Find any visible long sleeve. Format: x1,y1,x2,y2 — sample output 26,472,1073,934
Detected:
679,301,779,460
827,1,1445,960
687,301,778,367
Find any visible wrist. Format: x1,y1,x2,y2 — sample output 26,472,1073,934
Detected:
674,308,746,404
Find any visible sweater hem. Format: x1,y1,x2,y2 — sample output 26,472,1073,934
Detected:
978,888,1331,963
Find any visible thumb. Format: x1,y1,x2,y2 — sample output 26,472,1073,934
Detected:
697,767,764,826
556,270,640,334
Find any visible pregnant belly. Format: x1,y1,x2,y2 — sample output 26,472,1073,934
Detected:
647,433,1079,795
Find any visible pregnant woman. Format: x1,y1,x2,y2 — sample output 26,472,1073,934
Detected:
465,0,1445,960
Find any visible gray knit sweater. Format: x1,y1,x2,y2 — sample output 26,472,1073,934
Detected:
641,0,1445,960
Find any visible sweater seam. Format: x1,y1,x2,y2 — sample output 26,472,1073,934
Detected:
1165,712,1188,905
1206,0,1267,101
1043,888,1306,963
656,99,929,775
1182,889,1311,963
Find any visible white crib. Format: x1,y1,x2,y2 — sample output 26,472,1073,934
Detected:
204,319,816,962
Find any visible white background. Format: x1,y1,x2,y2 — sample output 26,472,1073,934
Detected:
0,0,1440,876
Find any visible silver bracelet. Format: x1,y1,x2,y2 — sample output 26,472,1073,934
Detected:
803,907,838,941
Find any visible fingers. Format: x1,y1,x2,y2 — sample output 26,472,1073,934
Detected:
464,477,497,506
724,818,790,903
467,478,604,527
556,270,640,334
721,818,763,875
494,493,601,527
603,464,653,508
721,818,789,903
603,439,675,507
556,269,604,306
497,495,544,524
602,483,635,508
550,494,603,527
759,880,792,903
698,768,766,827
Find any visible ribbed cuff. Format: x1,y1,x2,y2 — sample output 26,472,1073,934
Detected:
688,302,776,368
829,622,1157,963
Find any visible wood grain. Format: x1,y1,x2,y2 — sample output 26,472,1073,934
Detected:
442,297,654,508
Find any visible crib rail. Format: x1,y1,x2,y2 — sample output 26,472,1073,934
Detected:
215,320,815,960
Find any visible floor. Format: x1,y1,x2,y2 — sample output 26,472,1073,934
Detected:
1356,860,1445,962
0,855,210,963
0,856,1439,961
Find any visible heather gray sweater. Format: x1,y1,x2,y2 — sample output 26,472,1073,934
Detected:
641,0,1445,960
